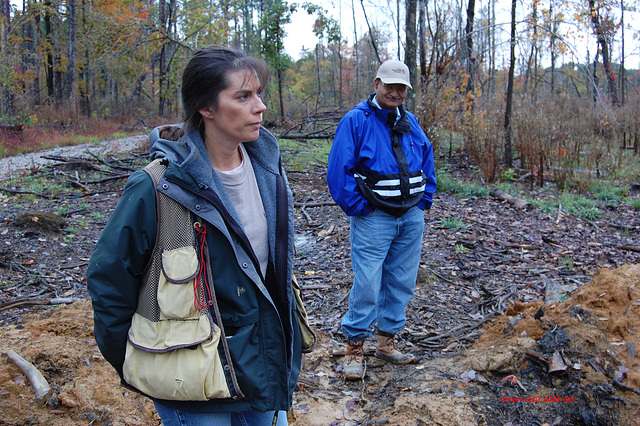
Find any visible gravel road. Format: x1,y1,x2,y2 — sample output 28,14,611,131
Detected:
0,135,148,182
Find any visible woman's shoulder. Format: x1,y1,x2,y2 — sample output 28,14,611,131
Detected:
123,168,156,195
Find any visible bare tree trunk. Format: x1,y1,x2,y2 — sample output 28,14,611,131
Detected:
32,9,41,106
592,53,599,103
351,0,359,102
529,1,538,102
405,0,417,100
588,0,618,104
464,0,475,94
0,0,8,46
338,43,343,109
278,68,284,121
489,0,495,94
419,0,426,81
360,0,381,64
158,0,167,116
44,0,54,101
315,44,321,113
619,0,625,105
504,0,516,169
396,0,401,58
68,0,78,118
550,0,557,93
80,0,91,116
0,0,12,115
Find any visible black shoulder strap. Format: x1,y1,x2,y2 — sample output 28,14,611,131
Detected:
275,173,289,293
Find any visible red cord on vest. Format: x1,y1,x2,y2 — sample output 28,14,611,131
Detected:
193,222,213,310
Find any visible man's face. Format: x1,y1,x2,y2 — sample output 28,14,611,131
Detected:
374,79,408,110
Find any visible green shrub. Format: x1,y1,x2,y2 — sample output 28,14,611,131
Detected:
588,181,627,201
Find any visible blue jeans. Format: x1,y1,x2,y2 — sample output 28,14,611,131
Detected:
342,207,425,342
153,402,288,426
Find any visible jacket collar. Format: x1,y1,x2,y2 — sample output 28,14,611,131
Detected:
150,125,282,190
365,94,411,135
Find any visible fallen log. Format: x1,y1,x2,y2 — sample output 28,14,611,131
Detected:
490,189,533,210
0,124,25,131
276,133,334,140
5,350,52,401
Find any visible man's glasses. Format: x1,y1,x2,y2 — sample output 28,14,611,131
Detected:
382,83,408,94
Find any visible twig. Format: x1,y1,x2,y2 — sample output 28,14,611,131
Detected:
0,187,55,199
300,206,313,225
612,379,640,395
293,201,336,208
615,245,640,253
0,297,84,312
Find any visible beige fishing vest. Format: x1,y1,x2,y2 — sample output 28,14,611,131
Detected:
122,158,242,401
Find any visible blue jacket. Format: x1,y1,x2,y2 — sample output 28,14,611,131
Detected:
327,95,437,217
87,126,301,413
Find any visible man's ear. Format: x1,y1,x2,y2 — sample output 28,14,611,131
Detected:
373,78,380,90
199,106,215,120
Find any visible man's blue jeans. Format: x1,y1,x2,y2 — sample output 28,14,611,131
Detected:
342,206,425,342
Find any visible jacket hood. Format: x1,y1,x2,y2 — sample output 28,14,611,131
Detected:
148,124,282,189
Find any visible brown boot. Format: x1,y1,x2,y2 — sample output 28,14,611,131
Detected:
342,341,365,380
375,331,415,365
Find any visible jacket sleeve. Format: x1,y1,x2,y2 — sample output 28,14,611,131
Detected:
326,114,374,217
86,170,157,377
418,131,437,211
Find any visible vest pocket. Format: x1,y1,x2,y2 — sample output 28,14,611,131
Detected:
123,313,238,401
158,246,200,319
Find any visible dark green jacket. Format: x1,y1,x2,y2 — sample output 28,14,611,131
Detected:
87,126,300,413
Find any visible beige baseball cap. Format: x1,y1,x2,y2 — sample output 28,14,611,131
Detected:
376,60,412,89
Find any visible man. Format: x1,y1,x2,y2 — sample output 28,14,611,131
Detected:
327,60,437,380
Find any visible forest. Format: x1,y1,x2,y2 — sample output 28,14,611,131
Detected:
0,0,639,188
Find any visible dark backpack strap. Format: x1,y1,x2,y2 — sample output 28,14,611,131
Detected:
275,173,288,295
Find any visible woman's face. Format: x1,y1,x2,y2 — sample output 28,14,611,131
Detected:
201,69,266,144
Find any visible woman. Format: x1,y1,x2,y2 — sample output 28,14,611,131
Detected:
87,46,300,425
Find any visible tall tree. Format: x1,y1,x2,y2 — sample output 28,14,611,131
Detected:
464,0,476,94
0,0,12,114
504,0,516,168
68,0,77,117
588,0,618,104
43,0,55,101
405,0,417,89
359,0,381,63
418,0,426,81
523,0,539,100
549,0,558,93
618,0,625,104
260,0,294,122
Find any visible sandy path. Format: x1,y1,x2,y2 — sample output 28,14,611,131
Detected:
0,134,148,182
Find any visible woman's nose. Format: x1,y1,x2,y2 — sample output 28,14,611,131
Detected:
255,97,266,114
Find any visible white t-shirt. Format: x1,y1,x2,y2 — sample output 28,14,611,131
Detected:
215,144,269,277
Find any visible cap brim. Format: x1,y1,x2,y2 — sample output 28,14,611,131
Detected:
379,77,412,89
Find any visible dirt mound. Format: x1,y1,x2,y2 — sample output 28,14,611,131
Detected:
466,264,640,425
0,301,159,426
2,265,639,425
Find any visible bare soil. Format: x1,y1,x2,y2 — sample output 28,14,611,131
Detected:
0,136,639,425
